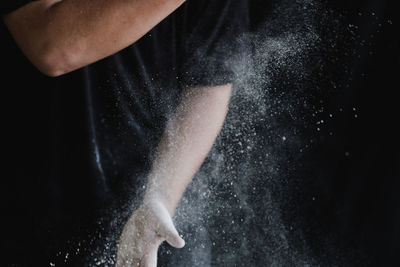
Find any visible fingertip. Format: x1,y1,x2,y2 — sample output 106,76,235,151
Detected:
174,235,186,248
177,236,185,248
165,233,185,248
177,241,185,248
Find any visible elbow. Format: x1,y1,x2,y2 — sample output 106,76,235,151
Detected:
4,8,76,77
34,47,75,77
38,62,67,78
37,63,67,78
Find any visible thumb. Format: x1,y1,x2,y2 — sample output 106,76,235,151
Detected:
157,217,185,248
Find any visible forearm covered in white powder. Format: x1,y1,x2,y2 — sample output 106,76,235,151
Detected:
143,84,233,215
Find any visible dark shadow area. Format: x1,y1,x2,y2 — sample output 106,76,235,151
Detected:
250,0,399,265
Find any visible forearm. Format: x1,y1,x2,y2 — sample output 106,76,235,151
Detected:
3,0,185,76
143,84,233,215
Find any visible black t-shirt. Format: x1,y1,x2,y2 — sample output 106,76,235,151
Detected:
1,1,249,265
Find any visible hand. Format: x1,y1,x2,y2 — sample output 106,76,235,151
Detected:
116,199,185,267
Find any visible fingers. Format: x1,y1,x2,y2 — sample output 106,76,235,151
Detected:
164,230,185,248
157,216,185,248
140,247,158,267
116,202,185,267
117,245,158,267
143,199,185,248
116,257,140,267
117,227,161,267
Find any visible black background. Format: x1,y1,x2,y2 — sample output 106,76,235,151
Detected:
249,0,399,265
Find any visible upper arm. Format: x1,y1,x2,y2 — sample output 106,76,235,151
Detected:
3,0,188,77
2,0,61,76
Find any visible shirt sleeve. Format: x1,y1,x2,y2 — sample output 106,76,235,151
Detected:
178,0,250,88
1,1,34,16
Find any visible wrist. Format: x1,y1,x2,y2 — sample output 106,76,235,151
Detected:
142,191,176,216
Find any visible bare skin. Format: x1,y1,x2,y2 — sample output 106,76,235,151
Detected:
2,0,186,76
117,199,185,267
2,2,234,266
117,84,233,266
